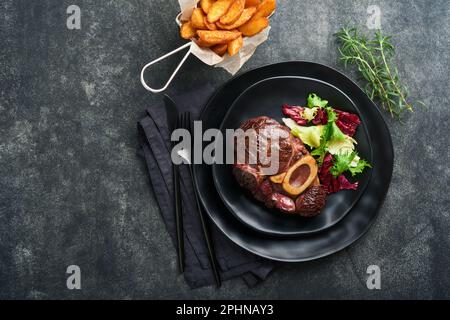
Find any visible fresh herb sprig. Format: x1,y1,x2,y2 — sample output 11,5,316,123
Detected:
335,27,421,118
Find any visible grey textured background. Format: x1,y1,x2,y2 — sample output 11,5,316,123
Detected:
0,0,449,299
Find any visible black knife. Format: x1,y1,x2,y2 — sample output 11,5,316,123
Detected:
164,95,184,273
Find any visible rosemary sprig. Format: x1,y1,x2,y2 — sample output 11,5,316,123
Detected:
335,27,420,118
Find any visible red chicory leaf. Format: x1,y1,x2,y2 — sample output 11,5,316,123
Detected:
319,154,359,194
312,108,328,125
334,109,361,137
282,104,307,126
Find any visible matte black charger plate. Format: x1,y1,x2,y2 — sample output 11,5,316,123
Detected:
193,61,393,262
212,76,373,236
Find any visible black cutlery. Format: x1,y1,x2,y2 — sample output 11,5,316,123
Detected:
163,95,184,273
179,112,221,287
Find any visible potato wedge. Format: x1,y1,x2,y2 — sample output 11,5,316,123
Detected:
253,0,276,19
200,0,215,14
180,21,197,39
245,0,260,7
216,7,256,30
203,17,218,30
207,0,234,23
220,0,245,25
195,39,215,48
197,30,241,45
238,16,269,36
211,43,228,56
227,35,243,56
195,38,215,47
191,8,206,29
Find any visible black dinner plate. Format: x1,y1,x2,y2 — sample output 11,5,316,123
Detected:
212,76,373,236
193,61,393,262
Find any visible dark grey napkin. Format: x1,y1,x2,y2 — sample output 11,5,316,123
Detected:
137,85,275,288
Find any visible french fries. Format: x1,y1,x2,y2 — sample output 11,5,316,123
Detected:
195,38,215,47
245,0,261,8
220,0,245,25
227,35,243,56
211,43,229,56
180,21,197,39
180,0,275,56
207,0,234,23
239,16,269,36
253,0,276,19
204,17,218,30
191,8,206,29
197,30,242,45
200,0,215,14
216,7,257,30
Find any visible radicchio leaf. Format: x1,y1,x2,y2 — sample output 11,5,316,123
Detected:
282,104,307,126
334,109,361,137
312,107,328,125
319,154,359,194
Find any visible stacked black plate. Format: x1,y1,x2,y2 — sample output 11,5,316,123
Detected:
193,62,393,262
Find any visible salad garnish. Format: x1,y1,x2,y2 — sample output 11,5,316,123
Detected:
282,93,371,194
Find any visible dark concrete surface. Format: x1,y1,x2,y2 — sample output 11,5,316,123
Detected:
0,0,449,299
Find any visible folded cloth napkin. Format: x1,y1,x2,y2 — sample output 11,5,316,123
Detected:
137,84,275,288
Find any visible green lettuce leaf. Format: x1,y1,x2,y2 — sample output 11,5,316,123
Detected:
282,118,323,148
330,152,357,178
348,159,372,176
307,93,329,108
326,107,337,122
331,152,372,178
326,135,357,156
329,122,346,142
302,107,318,121
310,108,342,164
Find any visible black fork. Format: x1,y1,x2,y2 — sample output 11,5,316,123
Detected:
180,112,221,288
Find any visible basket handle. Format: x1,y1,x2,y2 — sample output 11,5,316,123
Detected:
140,42,192,93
